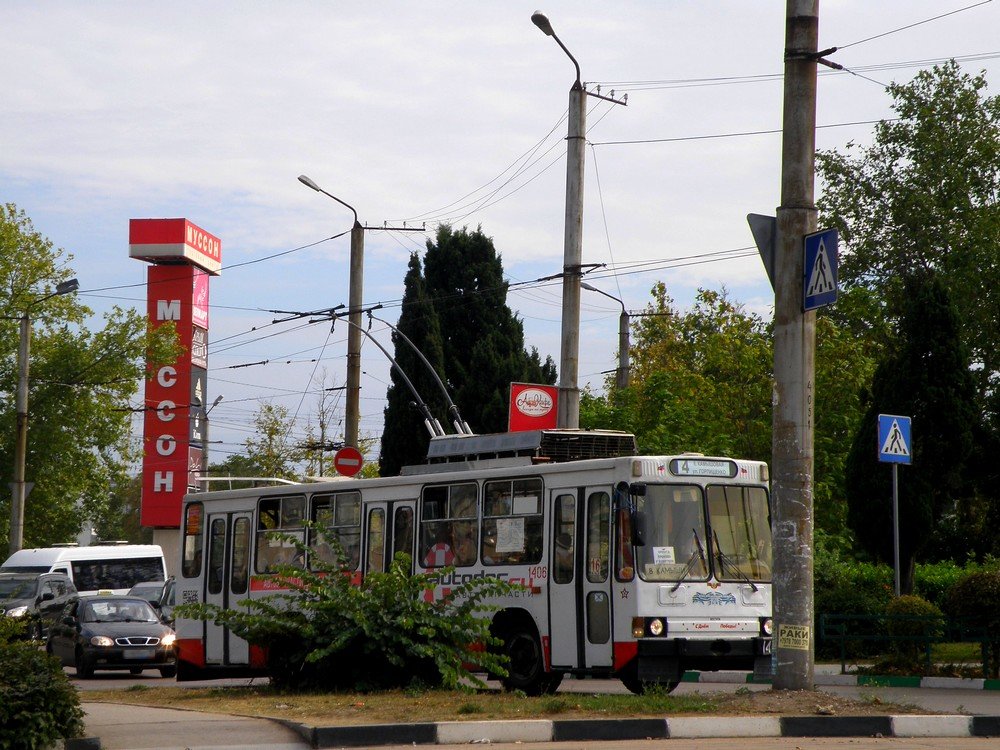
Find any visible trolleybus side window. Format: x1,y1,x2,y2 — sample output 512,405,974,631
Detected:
255,495,306,573
232,516,251,595
552,493,575,583
420,483,477,567
366,507,386,573
182,502,204,578
706,485,772,581
392,506,414,561
482,478,543,566
635,485,709,582
586,491,610,583
310,491,362,570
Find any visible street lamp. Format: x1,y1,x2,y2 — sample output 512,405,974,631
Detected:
9,277,79,555
298,174,364,449
581,282,629,390
532,11,586,429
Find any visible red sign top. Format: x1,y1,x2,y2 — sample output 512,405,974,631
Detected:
129,218,222,275
508,382,559,432
333,446,364,477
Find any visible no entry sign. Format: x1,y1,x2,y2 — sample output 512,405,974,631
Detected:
333,446,364,477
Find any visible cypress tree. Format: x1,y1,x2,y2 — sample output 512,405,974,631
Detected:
379,253,447,475
845,273,976,592
423,225,555,433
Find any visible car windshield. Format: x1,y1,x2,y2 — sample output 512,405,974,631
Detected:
129,584,163,599
0,578,36,599
80,599,159,623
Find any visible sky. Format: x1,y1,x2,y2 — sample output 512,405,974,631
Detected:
3,0,999,471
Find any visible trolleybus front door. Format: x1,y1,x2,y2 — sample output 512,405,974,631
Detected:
204,511,253,667
549,487,614,672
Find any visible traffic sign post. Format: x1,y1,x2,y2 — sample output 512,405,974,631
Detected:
878,414,912,596
333,446,364,477
803,228,838,311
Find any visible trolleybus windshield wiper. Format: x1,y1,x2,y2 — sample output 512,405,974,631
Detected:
712,529,758,592
670,529,707,592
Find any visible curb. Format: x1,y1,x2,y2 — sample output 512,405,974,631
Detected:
283,714,1000,747
682,669,1000,691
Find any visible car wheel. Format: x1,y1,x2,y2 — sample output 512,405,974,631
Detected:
159,664,177,679
129,667,143,675
75,649,94,679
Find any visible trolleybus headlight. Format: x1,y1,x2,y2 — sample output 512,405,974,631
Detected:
762,618,773,636
90,636,114,647
632,617,645,638
648,618,664,636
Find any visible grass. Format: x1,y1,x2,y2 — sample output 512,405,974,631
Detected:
78,686,730,726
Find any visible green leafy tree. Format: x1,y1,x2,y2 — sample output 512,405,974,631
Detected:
0,203,179,547
243,402,304,480
817,60,1000,411
583,284,772,460
845,274,977,593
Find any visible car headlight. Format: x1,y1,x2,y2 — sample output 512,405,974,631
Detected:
5,606,28,618
161,633,176,647
90,636,115,647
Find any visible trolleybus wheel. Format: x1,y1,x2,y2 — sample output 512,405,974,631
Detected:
500,627,552,696
619,663,679,695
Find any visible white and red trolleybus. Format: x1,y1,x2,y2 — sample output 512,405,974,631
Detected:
173,430,773,693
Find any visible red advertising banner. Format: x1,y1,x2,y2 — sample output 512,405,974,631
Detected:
508,383,559,432
129,218,223,275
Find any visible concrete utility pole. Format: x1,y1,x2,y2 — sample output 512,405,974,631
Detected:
581,282,629,390
532,11,586,429
772,0,820,690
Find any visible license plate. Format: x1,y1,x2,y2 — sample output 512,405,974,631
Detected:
124,649,155,659
762,639,772,655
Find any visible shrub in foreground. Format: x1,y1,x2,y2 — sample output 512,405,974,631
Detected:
178,536,518,691
944,569,1000,678
0,617,85,749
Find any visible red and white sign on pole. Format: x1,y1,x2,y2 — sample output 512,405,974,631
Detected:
508,383,559,432
131,218,221,528
333,446,364,477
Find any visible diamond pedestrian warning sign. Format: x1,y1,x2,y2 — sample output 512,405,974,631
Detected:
878,414,912,464
803,228,839,311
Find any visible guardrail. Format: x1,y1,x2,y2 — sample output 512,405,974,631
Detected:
819,613,991,675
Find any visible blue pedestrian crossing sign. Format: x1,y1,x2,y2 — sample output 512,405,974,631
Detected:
878,414,912,464
803,228,839,311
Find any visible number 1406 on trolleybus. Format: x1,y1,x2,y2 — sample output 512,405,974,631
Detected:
173,429,773,693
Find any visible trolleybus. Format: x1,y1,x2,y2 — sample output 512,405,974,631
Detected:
173,430,773,692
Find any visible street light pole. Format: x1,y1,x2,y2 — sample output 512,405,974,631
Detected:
581,282,629,390
9,278,79,555
533,11,585,429
298,175,364,449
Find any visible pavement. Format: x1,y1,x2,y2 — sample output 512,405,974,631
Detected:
73,671,1000,750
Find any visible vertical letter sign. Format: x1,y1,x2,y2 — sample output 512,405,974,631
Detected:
130,219,221,527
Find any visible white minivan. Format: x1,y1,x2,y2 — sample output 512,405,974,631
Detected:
1,544,167,595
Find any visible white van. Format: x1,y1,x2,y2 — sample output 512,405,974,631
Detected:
1,544,167,595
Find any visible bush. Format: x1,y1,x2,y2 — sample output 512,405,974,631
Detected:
0,620,85,749
815,550,893,658
884,595,944,658
178,532,519,692
944,569,1000,678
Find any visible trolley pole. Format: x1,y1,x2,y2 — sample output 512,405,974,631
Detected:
771,0,819,690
